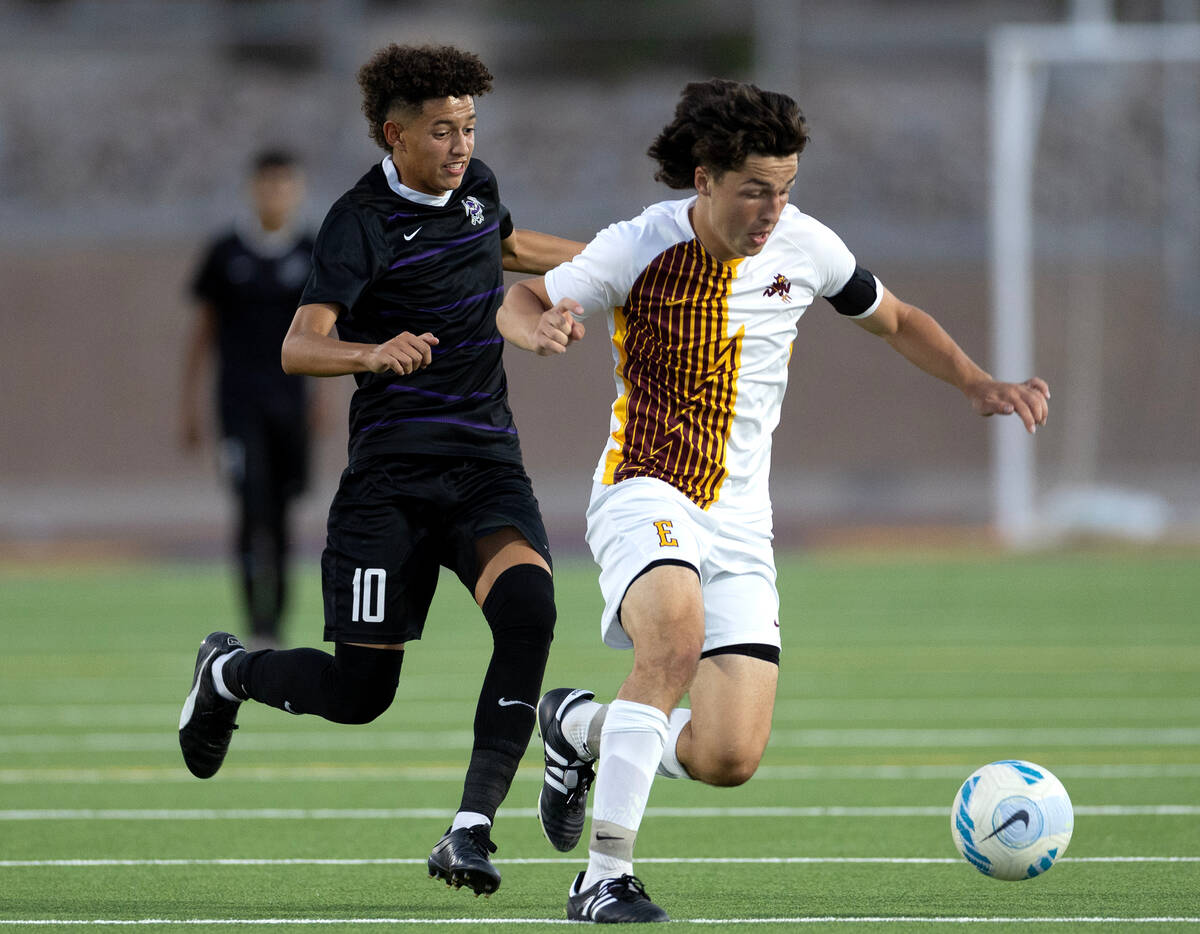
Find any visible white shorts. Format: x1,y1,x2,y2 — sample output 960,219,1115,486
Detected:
584,477,781,654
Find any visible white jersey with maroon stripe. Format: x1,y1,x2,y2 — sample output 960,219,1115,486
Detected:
545,197,880,525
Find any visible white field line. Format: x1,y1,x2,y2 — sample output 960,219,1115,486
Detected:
8,696,1200,727
0,915,1198,926
3,762,1200,785
2,805,1198,821
1,856,1198,868
5,726,1200,754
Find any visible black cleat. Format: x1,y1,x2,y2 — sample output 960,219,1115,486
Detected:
566,872,670,923
178,632,245,779
427,825,501,896
537,687,596,852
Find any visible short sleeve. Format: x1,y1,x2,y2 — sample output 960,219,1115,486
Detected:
796,218,883,319
299,205,374,313
190,243,223,306
806,223,858,300
544,219,642,320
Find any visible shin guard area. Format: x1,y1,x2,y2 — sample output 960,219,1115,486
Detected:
235,642,402,724
459,564,556,819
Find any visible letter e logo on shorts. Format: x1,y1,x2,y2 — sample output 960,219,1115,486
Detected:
653,520,679,548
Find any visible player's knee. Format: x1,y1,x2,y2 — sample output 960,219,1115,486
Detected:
326,644,403,724
482,564,556,649
693,746,762,787
665,643,703,684
708,752,761,787
634,621,703,679
326,679,397,724
630,642,701,697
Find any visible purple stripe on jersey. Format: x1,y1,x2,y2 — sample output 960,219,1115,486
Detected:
359,415,517,434
389,220,500,269
446,336,504,349
426,336,504,357
386,211,421,222
384,383,495,402
379,286,504,318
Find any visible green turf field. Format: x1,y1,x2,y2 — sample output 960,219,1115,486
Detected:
1,550,1198,932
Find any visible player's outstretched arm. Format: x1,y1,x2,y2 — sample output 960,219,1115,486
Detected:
497,279,585,356
856,288,1050,434
179,302,217,451
282,302,438,377
501,229,584,275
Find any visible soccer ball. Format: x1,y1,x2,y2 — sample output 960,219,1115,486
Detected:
950,759,1074,881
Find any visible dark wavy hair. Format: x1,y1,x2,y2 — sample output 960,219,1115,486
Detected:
648,79,809,189
357,44,494,152
251,150,297,174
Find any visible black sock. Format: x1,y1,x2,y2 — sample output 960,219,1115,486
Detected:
459,564,556,820
225,642,403,724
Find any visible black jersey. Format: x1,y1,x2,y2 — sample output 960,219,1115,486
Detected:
300,157,522,467
191,228,315,425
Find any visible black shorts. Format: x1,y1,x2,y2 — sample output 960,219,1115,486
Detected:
221,406,310,506
320,454,552,644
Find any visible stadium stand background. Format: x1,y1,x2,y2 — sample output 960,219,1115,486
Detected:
1,0,1196,558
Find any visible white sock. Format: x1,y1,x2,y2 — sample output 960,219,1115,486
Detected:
562,699,604,759
584,838,635,886
656,707,693,779
451,811,491,832
210,650,245,703
582,699,668,890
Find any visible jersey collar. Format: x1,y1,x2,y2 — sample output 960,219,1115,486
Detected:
234,216,305,259
381,156,453,207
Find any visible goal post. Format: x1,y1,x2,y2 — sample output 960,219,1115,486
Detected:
987,21,1200,546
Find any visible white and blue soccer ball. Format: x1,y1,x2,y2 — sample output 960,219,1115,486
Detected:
951,759,1074,881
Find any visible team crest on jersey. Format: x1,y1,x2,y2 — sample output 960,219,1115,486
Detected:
763,273,793,303
463,196,485,226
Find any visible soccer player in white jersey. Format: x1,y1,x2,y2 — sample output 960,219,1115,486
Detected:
497,79,1050,923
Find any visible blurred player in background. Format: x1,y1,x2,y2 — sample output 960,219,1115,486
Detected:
178,44,581,897
180,150,316,651
498,78,1050,922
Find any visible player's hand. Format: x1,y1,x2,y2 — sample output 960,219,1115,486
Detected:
966,377,1050,434
533,299,585,356
364,332,439,376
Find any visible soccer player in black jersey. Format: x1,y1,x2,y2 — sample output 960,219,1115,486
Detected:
181,150,316,650
178,45,582,897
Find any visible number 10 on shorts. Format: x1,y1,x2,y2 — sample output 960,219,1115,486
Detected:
351,567,386,623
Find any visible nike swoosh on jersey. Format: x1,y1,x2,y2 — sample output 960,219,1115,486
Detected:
403,227,422,241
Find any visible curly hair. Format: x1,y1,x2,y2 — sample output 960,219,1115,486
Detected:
648,79,809,189
357,44,494,152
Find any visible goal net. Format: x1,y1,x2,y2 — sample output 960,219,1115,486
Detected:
988,22,1200,546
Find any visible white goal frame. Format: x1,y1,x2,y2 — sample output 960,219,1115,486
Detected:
987,21,1200,546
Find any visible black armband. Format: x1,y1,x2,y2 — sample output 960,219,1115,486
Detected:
825,265,880,317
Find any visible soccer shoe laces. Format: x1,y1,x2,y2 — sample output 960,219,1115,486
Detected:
548,756,594,803
462,825,497,858
607,874,651,902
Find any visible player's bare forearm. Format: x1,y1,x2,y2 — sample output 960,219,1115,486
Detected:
881,303,989,394
283,304,365,376
180,305,216,449
498,280,585,355
282,302,438,377
282,329,370,376
859,290,1049,433
498,279,552,351
501,229,584,275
